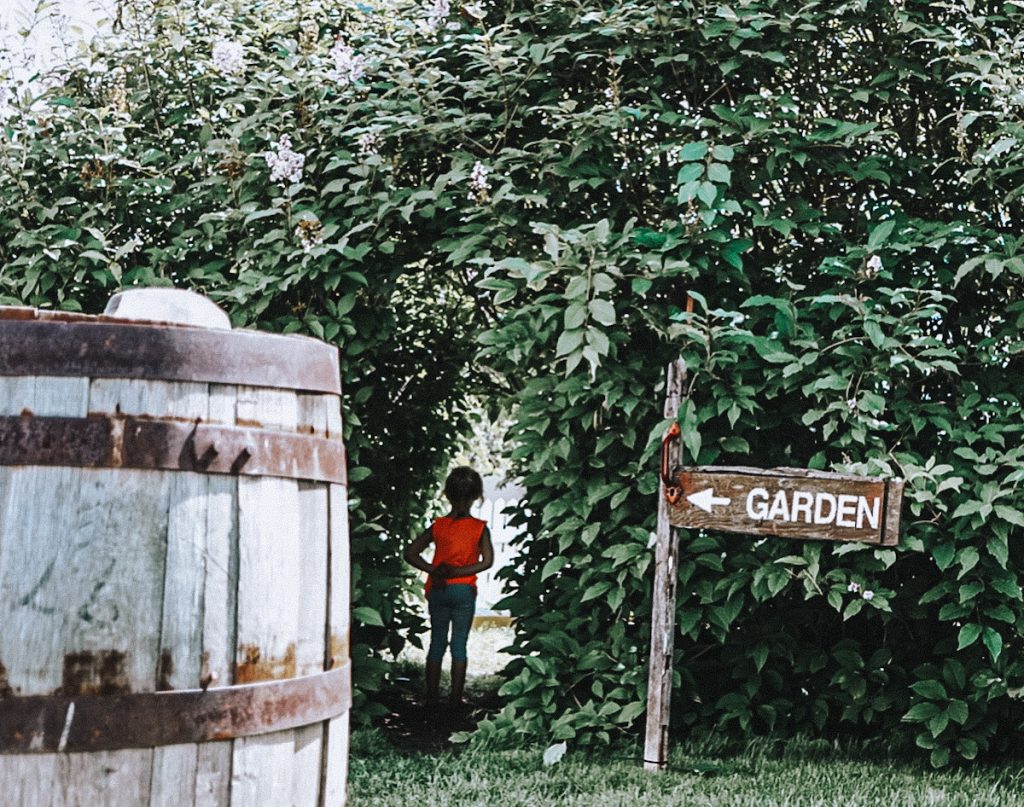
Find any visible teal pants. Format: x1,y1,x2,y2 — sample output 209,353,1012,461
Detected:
426,584,476,662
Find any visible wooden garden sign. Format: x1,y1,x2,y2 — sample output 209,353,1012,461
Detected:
665,467,903,546
644,367,904,771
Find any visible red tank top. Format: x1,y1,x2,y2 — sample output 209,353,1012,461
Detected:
425,515,487,594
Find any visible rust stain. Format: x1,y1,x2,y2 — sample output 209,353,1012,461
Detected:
0,307,38,322
18,408,33,418
234,418,264,430
327,633,349,670
60,650,130,696
234,643,296,684
0,660,13,699
157,649,174,691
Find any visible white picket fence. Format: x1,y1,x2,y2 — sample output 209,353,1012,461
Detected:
470,478,525,613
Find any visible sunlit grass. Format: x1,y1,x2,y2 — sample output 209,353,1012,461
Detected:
369,627,1024,806
349,729,1024,807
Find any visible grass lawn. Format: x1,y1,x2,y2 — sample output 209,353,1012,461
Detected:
348,729,1024,807
361,627,1024,805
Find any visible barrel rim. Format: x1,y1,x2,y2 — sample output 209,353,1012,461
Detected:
0,310,341,395
0,662,351,754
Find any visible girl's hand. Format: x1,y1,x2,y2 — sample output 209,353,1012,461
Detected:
430,563,451,589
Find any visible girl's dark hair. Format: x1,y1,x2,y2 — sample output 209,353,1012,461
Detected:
444,466,484,506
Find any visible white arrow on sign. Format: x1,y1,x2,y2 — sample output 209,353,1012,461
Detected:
686,487,732,513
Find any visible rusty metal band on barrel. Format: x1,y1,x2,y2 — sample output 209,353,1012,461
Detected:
0,415,347,485
0,663,351,754
0,320,340,394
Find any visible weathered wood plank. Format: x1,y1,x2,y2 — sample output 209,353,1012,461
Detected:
149,470,208,807
0,375,89,418
321,482,350,805
293,480,329,805
193,384,239,807
231,387,302,806
88,378,208,420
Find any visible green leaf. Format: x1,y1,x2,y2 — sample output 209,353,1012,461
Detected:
957,547,979,578
580,582,613,602
867,220,896,250
956,738,979,760
541,556,568,581
353,606,384,627
712,144,735,162
697,181,718,206
910,679,948,700
947,700,969,725
983,626,1003,663
588,299,616,326
634,229,668,249
680,142,708,161
932,542,956,571
994,505,1024,527
556,329,584,357
564,302,587,329
618,700,645,724
707,163,731,184
864,320,885,348
957,622,982,650
930,747,951,768
676,164,703,184
903,703,941,722
992,577,1023,600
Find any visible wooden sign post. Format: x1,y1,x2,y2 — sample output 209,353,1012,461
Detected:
644,457,903,770
643,359,686,772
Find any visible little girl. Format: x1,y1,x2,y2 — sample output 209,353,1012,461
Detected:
404,466,494,705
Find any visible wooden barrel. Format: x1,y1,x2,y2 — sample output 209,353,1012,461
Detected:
0,291,350,806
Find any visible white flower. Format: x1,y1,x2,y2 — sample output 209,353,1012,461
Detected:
265,134,306,185
357,130,382,159
329,38,366,85
294,219,324,253
847,581,860,593
867,255,883,273
212,40,245,76
469,160,490,202
846,398,857,412
862,590,875,601
419,0,451,34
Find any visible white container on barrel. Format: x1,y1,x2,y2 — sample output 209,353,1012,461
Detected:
0,290,350,806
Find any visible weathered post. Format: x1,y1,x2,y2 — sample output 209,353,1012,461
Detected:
643,357,686,772
0,290,351,806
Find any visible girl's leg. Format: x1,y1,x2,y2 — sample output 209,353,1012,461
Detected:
425,591,453,702
447,585,476,704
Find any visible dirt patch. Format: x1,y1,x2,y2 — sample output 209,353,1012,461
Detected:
374,668,502,753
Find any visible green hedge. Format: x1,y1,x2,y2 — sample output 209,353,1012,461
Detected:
4,0,1024,764
463,0,1024,766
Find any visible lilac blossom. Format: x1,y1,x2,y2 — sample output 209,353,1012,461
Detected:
265,135,305,185
212,40,245,75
